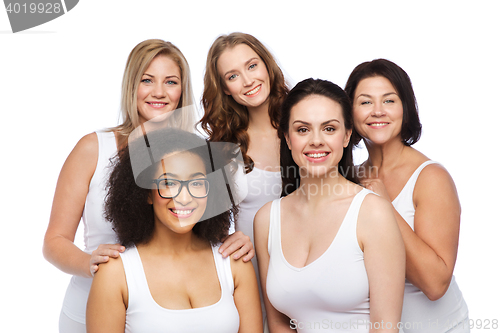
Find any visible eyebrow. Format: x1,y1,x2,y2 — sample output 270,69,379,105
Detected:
159,172,207,179
292,119,340,126
142,73,180,80
356,92,398,99
223,57,260,78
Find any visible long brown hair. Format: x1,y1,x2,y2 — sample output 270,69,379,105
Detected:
199,32,288,172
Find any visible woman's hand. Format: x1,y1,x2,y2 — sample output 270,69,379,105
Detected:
90,244,125,276
361,178,391,202
219,231,254,262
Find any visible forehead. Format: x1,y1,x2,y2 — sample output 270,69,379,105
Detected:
290,95,344,124
157,151,206,177
355,76,397,95
217,44,260,73
144,55,181,76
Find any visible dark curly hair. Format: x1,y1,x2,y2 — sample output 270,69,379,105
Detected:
104,128,238,248
344,58,422,146
279,78,359,196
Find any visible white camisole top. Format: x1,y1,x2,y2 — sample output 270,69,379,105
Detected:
266,189,372,332
120,245,240,333
392,160,468,333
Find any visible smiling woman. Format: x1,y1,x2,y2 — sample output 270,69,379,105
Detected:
255,78,406,333
86,128,263,333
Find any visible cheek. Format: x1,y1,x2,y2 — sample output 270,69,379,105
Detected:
169,87,183,105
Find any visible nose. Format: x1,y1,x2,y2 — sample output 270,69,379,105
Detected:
152,82,167,99
174,185,193,206
371,101,386,117
309,130,324,147
241,72,254,87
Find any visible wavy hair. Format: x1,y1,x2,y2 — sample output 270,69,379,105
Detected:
109,39,197,147
279,78,358,196
344,58,422,146
199,32,288,172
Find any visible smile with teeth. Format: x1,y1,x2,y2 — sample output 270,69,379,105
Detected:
305,152,329,158
245,85,261,96
368,122,389,127
147,102,167,108
170,208,194,215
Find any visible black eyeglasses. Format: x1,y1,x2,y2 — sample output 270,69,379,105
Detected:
152,178,210,199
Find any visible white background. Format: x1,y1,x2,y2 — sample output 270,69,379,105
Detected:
1,1,499,331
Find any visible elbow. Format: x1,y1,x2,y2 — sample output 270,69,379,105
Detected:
422,279,451,301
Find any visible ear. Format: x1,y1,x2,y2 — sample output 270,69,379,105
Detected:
147,191,153,205
343,129,352,148
284,133,292,150
223,86,231,95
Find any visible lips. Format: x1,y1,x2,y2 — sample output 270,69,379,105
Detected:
367,122,389,127
304,151,330,163
169,208,195,218
244,84,261,96
146,101,168,108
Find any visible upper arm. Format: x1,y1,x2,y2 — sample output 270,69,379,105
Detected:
86,256,127,333
45,133,99,242
358,194,405,329
230,256,263,332
413,164,460,276
254,202,294,332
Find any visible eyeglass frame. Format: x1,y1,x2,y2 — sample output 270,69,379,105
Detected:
151,177,210,199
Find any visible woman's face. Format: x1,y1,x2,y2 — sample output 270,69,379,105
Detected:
286,95,351,178
137,55,182,124
352,76,404,146
149,151,208,233
217,44,271,111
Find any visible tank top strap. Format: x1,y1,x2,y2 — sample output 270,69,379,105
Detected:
120,246,151,307
392,160,439,205
341,188,372,230
268,198,282,255
211,245,234,295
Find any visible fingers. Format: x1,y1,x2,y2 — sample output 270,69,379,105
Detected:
90,243,125,277
220,231,254,261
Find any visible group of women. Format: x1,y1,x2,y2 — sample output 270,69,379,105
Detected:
43,33,469,333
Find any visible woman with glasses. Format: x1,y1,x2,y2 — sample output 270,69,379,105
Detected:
86,128,262,333
43,39,254,333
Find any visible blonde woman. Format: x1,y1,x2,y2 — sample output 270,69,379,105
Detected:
43,39,254,333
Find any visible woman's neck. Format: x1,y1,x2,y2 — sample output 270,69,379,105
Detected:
247,101,274,133
144,221,205,256
364,137,409,173
296,168,352,204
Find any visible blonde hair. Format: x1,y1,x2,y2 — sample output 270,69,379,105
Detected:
110,39,196,145
199,32,288,172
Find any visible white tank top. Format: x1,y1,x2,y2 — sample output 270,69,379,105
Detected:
392,161,468,333
233,165,282,321
120,245,240,333
266,189,371,332
61,131,119,323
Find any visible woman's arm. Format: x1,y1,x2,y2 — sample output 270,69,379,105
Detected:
86,256,127,332
42,133,123,278
230,252,263,332
359,194,405,332
254,202,296,333
364,164,461,300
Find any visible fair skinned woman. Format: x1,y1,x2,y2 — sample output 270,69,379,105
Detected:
345,59,469,333
200,32,289,328
43,39,254,332
86,129,263,333
255,78,405,332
